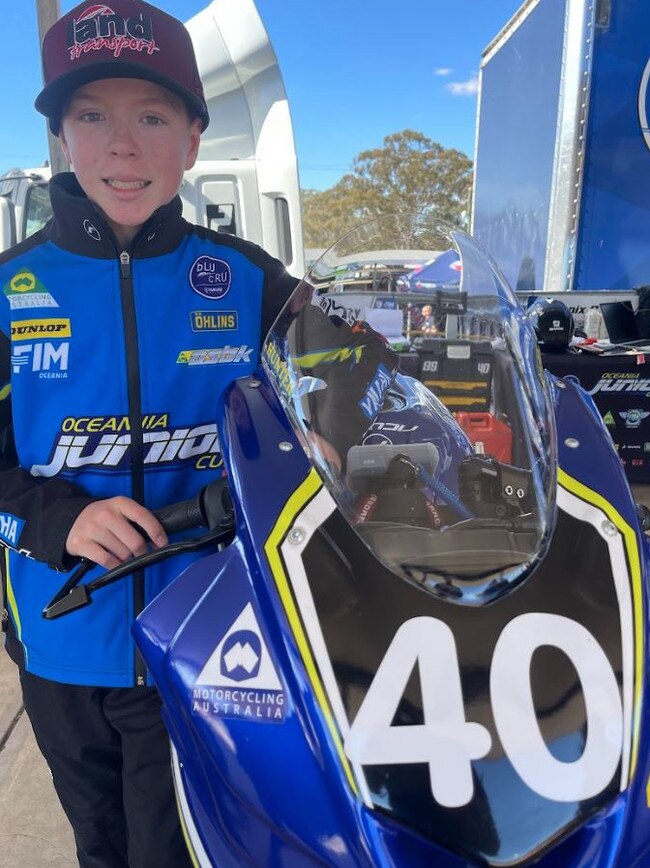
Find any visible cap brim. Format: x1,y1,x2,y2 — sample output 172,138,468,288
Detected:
35,63,209,135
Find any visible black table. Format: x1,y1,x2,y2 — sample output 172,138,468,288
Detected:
542,349,650,483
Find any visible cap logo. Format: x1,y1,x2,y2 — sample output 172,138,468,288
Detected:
66,6,159,60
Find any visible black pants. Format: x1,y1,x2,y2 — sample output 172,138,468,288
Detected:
19,669,193,868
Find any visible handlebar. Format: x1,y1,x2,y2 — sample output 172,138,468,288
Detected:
43,478,234,620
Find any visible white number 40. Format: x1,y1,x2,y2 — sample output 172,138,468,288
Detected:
344,613,623,808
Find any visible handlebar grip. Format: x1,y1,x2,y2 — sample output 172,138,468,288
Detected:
154,498,204,534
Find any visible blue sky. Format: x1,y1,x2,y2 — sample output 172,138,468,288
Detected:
0,0,523,189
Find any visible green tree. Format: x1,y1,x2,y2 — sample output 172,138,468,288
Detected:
302,130,473,248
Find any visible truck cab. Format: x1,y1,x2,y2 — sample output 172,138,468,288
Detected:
0,0,304,276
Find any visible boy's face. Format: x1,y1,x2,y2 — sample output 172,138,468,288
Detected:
59,78,202,246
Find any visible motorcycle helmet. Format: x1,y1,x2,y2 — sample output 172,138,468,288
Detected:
526,297,574,351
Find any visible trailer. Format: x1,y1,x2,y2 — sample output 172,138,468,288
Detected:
472,0,650,296
0,0,304,276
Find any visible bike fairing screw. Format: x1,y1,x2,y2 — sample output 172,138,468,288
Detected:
564,438,580,448
288,527,306,544
600,521,618,538
279,441,293,452
248,378,261,388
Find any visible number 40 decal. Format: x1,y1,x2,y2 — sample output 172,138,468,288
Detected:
344,613,624,808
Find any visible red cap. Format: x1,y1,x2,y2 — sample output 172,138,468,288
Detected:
35,0,209,135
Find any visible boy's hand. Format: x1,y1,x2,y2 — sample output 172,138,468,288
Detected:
66,497,168,569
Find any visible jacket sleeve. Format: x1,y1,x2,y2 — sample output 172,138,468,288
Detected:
0,331,96,570
258,250,300,340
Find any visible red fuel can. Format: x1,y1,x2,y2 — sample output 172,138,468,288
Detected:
455,412,513,463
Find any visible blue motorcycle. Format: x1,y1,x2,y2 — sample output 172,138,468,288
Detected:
46,215,650,866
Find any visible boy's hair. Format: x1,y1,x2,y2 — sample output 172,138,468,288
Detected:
35,0,209,136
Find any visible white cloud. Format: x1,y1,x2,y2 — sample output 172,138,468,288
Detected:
434,67,452,76
446,75,479,96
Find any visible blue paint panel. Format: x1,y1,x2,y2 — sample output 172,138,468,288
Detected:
576,5,650,288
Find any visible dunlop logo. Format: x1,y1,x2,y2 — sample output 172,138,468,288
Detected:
11,319,71,341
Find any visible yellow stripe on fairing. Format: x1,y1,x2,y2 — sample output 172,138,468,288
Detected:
558,467,644,780
174,789,200,868
264,468,358,794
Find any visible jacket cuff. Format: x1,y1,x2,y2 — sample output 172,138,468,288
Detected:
41,495,99,571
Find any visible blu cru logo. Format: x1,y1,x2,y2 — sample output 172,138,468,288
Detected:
189,256,232,300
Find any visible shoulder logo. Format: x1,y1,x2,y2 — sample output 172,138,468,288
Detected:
4,272,59,311
83,220,102,242
194,603,285,723
189,256,232,300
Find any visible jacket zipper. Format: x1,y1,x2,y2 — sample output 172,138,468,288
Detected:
119,250,147,686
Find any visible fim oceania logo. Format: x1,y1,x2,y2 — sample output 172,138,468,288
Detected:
193,603,285,722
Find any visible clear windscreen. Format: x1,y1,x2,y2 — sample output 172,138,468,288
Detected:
263,215,556,604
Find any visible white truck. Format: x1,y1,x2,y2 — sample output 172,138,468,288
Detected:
0,0,304,277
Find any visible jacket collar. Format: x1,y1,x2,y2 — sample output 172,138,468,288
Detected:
47,172,188,259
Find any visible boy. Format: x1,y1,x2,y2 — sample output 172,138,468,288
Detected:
0,1,297,865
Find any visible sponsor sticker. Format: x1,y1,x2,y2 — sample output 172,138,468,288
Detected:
0,512,25,547
190,310,238,332
359,363,393,419
194,602,285,723
4,271,59,310
30,415,222,477
67,5,160,62
11,318,71,341
189,256,232,300
11,342,69,379
176,345,253,366
619,409,650,429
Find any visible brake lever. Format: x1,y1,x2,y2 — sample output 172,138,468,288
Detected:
42,522,234,620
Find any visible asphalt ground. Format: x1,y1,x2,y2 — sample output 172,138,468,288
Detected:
0,648,76,865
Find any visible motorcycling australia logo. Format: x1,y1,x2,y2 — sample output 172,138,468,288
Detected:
189,256,232,300
193,602,285,723
67,5,159,61
4,271,59,310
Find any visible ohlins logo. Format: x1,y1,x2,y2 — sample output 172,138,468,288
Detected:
67,6,159,60
31,414,222,478
191,311,238,332
11,319,71,341
590,373,650,395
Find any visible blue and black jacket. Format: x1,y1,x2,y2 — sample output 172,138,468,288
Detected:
0,173,297,686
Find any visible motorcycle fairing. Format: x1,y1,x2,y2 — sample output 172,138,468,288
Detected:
264,378,644,867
